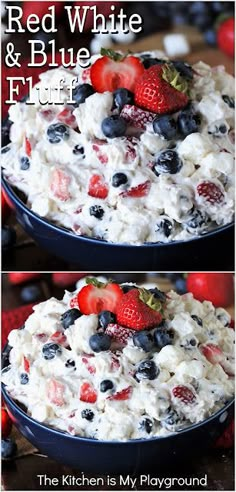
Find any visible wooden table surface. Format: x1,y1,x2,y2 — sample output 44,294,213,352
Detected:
1,274,234,491
2,26,235,271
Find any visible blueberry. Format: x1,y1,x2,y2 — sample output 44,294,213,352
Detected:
172,61,193,80
153,115,177,140
154,329,173,349
113,88,134,111
73,144,85,156
142,58,165,69
1,439,17,459
81,409,94,421
135,359,159,381
98,310,116,330
178,110,201,136
191,315,203,326
121,284,137,293
65,359,76,368
42,343,62,360
175,277,187,294
2,226,16,250
61,309,81,329
72,84,95,105
133,331,154,352
100,379,114,392
219,125,227,134
222,95,235,109
112,173,128,187
1,146,10,154
183,208,207,232
102,115,127,138
162,407,181,429
89,333,111,352
89,205,104,220
47,123,70,144
148,288,167,303
20,156,30,170
20,285,41,303
153,150,183,175
20,373,29,384
155,217,173,238
203,28,217,46
139,417,153,434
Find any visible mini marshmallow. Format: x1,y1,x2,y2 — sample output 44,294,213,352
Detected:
163,33,190,58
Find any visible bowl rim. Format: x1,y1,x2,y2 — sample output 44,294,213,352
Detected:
2,174,234,249
2,346,234,445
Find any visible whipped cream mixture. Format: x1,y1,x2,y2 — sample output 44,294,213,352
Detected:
1,50,235,244
2,282,234,441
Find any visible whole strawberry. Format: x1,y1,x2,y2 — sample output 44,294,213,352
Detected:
134,63,189,114
116,288,163,330
187,273,234,307
217,17,234,58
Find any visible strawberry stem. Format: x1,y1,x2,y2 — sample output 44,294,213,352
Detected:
85,277,106,288
162,63,189,94
138,288,162,312
100,48,125,62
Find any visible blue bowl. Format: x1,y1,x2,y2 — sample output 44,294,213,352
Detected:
1,344,234,474
2,176,234,270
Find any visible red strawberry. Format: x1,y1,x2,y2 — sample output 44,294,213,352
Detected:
200,344,224,365
186,273,234,307
52,273,86,287
80,382,97,403
50,331,68,347
22,2,64,25
110,355,120,371
57,108,77,128
2,304,35,348
105,324,134,345
172,385,196,404
46,379,65,406
215,419,234,448
50,168,71,202
81,67,91,83
8,273,41,285
1,190,11,223
24,137,32,157
120,105,156,130
1,408,12,439
230,319,235,329
196,181,225,205
134,64,189,114
217,17,234,58
82,356,96,374
23,356,30,373
78,279,123,315
116,288,163,331
39,109,57,122
88,174,108,199
90,51,144,93
70,296,80,309
120,180,151,198
107,386,133,401
92,143,108,164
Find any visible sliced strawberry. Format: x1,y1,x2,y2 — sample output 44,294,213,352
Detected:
70,296,80,309
24,137,32,157
120,180,151,198
120,105,156,130
200,344,224,364
50,168,71,202
82,356,96,374
1,408,12,439
78,279,123,315
39,109,57,122
88,174,109,199
80,382,97,403
81,67,91,83
46,379,65,406
196,181,225,205
106,324,134,345
230,319,235,329
35,333,48,343
90,52,145,93
57,108,77,128
172,385,196,404
107,386,133,401
125,141,137,161
50,331,67,346
92,143,108,164
110,355,120,371
8,273,41,285
23,356,30,373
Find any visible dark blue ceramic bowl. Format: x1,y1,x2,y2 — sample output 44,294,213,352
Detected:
2,176,234,270
1,344,234,474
